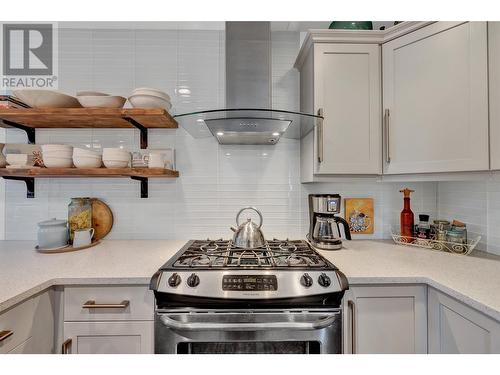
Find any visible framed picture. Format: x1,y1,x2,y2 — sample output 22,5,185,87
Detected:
344,198,374,234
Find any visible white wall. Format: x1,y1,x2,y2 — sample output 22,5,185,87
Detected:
3,23,438,241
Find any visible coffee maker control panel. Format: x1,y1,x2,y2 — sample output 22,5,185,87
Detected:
327,199,339,213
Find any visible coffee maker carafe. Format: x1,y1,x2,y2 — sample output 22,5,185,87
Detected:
307,194,351,250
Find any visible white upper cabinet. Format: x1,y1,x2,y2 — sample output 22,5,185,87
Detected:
489,22,500,170
297,42,382,182
382,22,489,174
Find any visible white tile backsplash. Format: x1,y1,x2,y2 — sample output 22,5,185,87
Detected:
3,23,439,243
437,176,500,255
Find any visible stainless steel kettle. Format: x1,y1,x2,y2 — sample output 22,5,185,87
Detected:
230,207,265,248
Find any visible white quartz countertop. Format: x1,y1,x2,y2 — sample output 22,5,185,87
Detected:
1,239,500,321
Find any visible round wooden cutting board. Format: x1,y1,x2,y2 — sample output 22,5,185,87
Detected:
91,198,114,241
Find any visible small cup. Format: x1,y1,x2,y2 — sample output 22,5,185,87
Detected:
73,228,95,247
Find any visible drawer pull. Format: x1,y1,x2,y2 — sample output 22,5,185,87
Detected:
62,338,72,354
0,330,13,342
82,300,130,309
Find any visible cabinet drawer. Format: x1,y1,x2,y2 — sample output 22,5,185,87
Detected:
64,285,154,321
0,298,35,354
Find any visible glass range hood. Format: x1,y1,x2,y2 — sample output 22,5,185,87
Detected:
174,108,322,144
174,22,322,145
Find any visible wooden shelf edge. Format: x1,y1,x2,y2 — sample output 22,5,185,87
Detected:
0,167,179,178
0,107,178,129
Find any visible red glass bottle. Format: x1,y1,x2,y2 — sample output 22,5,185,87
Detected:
399,188,415,239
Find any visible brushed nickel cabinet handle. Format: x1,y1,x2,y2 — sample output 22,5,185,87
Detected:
317,108,324,163
0,330,13,342
384,108,391,163
82,300,130,309
348,300,356,354
62,338,72,354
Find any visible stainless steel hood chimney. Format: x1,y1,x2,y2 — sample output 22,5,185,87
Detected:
174,22,322,145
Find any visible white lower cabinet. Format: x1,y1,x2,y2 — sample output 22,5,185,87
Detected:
63,321,153,354
343,285,427,353
62,285,154,354
0,290,55,354
428,288,500,353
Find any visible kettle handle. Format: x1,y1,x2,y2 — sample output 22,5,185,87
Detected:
236,207,263,228
334,216,352,240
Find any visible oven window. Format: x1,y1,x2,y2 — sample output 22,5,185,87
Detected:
177,341,321,354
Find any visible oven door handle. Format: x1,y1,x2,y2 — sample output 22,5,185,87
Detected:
159,314,338,331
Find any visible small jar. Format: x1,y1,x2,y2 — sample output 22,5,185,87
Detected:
68,198,92,243
431,220,450,241
446,227,467,244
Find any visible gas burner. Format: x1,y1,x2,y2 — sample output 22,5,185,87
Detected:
169,239,329,269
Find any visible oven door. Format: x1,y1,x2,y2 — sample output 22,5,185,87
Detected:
155,309,342,354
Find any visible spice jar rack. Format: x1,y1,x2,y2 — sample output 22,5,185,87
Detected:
391,227,481,255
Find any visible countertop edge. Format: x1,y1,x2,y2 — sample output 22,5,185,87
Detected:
2,275,500,322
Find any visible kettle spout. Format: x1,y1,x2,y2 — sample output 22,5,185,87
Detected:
230,227,237,232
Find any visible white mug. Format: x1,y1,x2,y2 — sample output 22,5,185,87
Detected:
73,228,94,247
143,153,165,168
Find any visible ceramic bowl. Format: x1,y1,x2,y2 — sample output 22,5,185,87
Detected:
103,159,129,168
73,156,102,168
102,148,130,160
73,148,101,158
41,144,73,153
77,95,127,108
43,156,73,168
128,94,172,110
132,88,171,102
13,90,82,108
76,91,109,97
6,153,33,166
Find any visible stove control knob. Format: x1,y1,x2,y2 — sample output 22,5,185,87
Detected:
168,273,181,287
300,273,313,288
318,273,331,288
187,273,200,288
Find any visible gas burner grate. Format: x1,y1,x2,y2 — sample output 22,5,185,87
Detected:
171,239,329,269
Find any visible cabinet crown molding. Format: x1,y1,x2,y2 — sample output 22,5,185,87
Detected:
294,21,433,69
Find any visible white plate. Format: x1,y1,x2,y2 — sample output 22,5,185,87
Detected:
13,90,81,108
103,160,129,168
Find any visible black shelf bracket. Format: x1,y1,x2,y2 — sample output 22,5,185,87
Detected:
123,117,148,149
2,176,35,198
130,176,148,198
1,119,36,144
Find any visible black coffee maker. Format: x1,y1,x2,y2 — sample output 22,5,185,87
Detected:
307,194,351,250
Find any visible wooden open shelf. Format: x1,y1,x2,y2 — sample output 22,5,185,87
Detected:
0,108,178,148
0,167,179,198
0,108,177,128
0,167,179,178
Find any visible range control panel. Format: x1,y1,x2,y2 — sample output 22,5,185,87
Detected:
222,275,278,291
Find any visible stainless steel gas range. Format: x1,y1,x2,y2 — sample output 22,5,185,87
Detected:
150,239,348,354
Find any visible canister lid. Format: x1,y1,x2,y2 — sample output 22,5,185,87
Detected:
38,218,67,226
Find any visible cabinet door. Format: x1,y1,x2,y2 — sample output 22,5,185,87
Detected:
313,43,381,175
382,22,489,174
63,321,154,354
489,22,500,170
344,285,427,354
428,288,500,353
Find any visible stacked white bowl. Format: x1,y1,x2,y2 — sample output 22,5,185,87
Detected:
73,148,102,168
102,148,130,168
41,144,73,168
128,88,172,111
